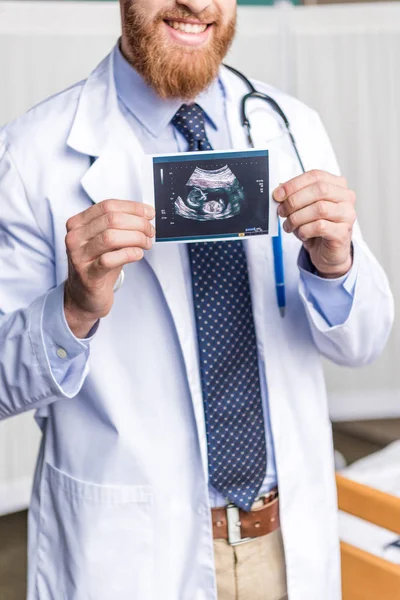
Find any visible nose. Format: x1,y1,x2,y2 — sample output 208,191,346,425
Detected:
176,0,213,16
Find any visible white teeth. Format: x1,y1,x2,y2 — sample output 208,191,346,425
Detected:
167,21,207,34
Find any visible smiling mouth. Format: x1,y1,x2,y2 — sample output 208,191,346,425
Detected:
165,20,211,34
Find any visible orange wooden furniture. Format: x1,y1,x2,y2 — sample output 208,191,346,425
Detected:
336,473,400,600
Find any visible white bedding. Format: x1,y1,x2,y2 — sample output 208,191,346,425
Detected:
339,441,400,563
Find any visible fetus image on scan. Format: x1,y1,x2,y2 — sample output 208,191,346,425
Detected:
175,165,245,221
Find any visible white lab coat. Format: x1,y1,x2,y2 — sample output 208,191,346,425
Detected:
0,46,393,600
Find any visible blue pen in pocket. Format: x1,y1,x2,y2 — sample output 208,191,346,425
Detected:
272,219,285,317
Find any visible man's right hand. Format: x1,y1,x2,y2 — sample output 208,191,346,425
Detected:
64,199,155,338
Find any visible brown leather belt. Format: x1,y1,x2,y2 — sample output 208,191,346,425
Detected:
212,490,280,545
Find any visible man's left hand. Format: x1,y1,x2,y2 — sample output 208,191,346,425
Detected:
273,170,356,278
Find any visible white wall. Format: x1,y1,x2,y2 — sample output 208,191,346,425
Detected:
0,1,399,514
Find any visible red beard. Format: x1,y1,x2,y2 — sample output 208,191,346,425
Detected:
121,3,236,99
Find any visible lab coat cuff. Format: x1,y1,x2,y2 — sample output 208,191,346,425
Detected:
37,283,95,397
298,242,360,329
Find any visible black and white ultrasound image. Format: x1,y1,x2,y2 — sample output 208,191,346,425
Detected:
153,154,269,242
175,165,244,221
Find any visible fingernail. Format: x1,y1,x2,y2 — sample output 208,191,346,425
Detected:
273,186,286,201
283,220,290,232
145,206,155,219
277,205,284,217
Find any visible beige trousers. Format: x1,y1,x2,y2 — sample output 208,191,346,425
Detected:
213,529,288,600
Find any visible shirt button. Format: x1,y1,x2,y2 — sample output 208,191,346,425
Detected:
56,348,67,359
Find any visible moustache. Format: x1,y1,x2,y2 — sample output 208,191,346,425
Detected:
154,7,222,26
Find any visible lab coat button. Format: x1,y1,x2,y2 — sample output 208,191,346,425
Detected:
56,348,68,359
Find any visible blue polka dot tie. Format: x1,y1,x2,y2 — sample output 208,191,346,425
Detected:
172,104,267,511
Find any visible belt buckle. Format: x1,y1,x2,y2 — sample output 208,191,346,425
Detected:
226,504,251,546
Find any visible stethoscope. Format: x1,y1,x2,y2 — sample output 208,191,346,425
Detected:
223,64,306,316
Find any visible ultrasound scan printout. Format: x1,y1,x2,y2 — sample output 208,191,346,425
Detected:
143,149,279,243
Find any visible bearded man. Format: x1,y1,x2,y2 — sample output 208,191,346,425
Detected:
0,0,393,598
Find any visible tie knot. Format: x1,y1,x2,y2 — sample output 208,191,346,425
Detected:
171,103,213,152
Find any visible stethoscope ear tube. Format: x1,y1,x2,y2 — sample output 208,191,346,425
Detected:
223,63,305,174
223,64,307,317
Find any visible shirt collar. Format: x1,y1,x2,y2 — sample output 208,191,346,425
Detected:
114,42,225,138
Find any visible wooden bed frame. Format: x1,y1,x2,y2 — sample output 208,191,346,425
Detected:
336,474,400,600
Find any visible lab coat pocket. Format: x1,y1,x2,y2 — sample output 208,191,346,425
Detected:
35,462,154,600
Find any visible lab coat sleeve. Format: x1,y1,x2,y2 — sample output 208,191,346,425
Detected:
0,139,91,420
298,113,394,367
298,246,357,327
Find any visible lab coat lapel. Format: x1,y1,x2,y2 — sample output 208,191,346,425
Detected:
67,48,209,478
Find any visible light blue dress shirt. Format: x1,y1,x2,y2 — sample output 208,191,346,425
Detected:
40,45,357,508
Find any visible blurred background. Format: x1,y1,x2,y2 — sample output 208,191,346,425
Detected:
0,0,399,598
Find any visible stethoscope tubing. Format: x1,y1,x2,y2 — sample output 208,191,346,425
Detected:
223,64,305,174
223,64,307,316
